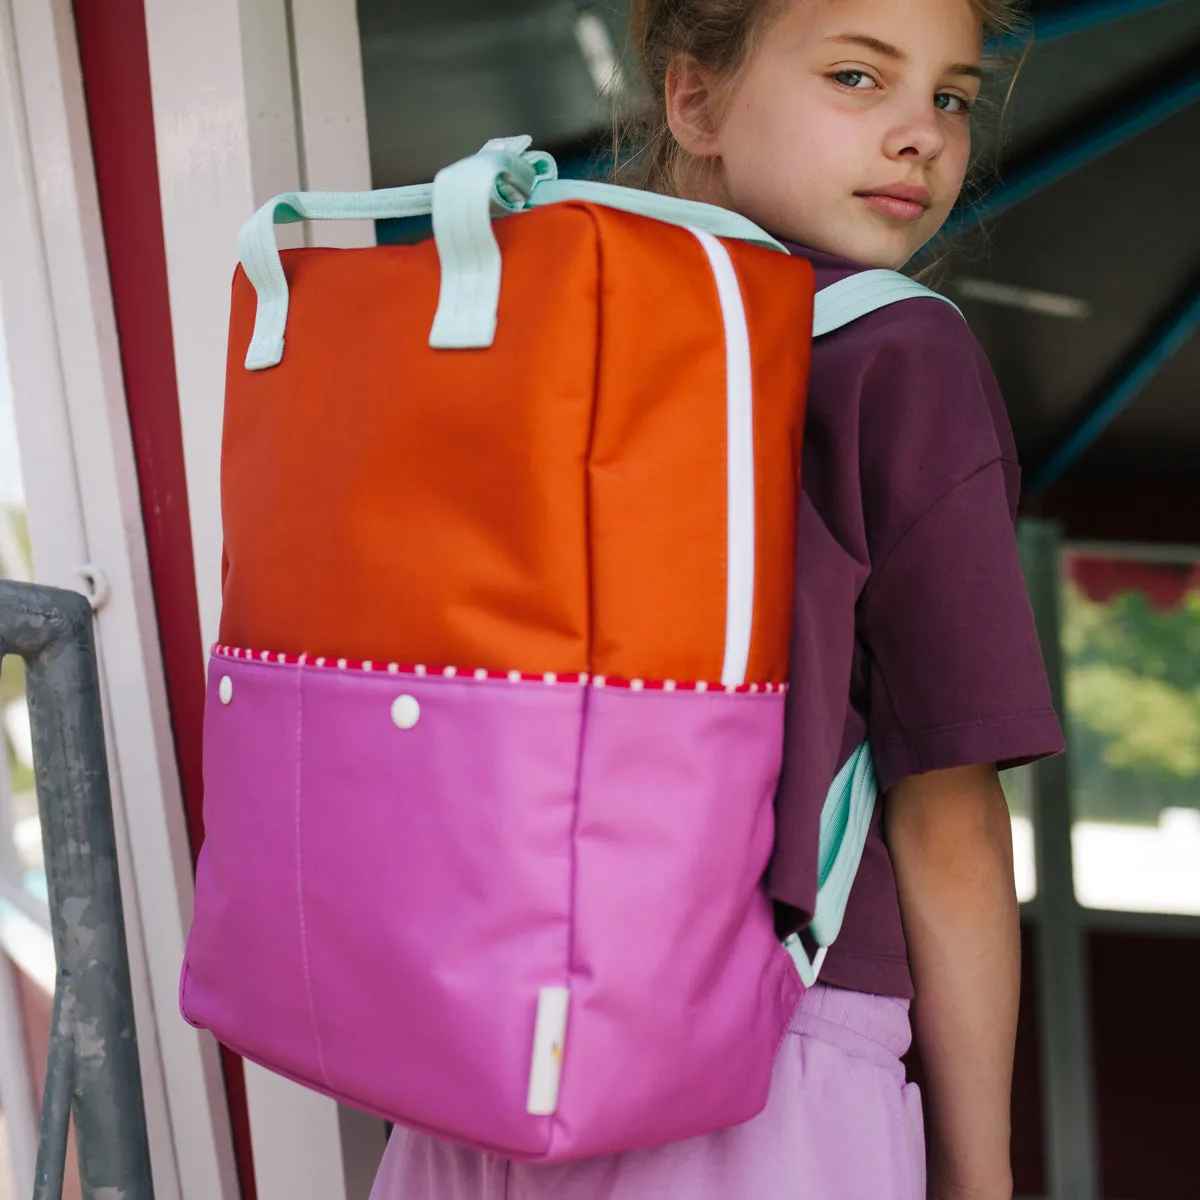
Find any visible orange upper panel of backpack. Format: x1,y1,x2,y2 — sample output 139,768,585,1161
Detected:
218,202,814,685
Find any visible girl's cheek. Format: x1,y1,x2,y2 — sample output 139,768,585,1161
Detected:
945,129,973,187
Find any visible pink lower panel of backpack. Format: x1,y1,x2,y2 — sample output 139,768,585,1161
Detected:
181,652,801,1162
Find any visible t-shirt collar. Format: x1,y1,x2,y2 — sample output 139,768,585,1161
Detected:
777,239,867,273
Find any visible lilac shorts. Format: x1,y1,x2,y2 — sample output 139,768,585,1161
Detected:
369,983,925,1199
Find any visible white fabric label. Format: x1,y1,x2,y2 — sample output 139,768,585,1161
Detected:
526,986,571,1116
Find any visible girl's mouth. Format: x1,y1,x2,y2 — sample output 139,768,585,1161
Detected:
855,187,931,224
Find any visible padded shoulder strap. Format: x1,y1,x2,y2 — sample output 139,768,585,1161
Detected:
813,268,961,337
785,740,879,988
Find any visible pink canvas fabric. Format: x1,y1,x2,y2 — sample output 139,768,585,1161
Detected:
370,982,925,1200
181,650,801,1160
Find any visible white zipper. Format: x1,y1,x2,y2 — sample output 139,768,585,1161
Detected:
690,229,755,688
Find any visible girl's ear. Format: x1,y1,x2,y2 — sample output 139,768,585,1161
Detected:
665,53,722,158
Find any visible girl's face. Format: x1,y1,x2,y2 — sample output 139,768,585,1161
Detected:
670,0,984,267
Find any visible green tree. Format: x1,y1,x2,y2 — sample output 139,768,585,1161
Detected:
1063,578,1200,824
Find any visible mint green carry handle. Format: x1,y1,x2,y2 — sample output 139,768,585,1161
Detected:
238,136,549,368
427,145,543,349
427,171,784,346
240,185,433,369
236,136,791,367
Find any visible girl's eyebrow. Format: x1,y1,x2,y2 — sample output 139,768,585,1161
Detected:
824,33,983,80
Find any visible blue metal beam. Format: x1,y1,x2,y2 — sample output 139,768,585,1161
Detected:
1029,274,1200,492
994,0,1192,51
941,63,1200,237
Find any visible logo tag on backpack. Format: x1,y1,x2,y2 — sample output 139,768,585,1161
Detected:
526,987,571,1116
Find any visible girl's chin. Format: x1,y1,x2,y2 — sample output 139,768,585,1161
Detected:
829,224,928,270
765,212,928,269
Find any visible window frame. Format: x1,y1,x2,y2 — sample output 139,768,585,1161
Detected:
1016,520,1200,1200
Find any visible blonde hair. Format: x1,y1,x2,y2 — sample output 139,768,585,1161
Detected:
617,0,1029,197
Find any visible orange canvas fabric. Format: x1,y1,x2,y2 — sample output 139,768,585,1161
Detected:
218,202,813,683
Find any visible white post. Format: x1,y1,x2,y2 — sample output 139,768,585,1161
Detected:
143,0,384,1194
143,0,374,648
1018,518,1101,1200
288,0,375,247
142,0,299,650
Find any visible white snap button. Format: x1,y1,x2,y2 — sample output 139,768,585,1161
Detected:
218,675,233,705
391,695,421,730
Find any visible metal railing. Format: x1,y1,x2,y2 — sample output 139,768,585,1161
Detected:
0,580,154,1199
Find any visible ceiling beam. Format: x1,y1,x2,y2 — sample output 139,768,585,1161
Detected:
994,0,1193,49
941,60,1200,236
1029,273,1200,493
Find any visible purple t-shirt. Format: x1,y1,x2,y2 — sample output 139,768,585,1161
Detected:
769,246,1065,998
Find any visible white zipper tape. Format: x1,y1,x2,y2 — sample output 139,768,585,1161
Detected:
689,229,756,688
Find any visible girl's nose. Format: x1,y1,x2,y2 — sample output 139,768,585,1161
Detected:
882,98,946,165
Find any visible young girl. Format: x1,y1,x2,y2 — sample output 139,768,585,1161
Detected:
372,0,1063,1196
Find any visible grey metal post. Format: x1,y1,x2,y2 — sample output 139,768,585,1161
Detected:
0,579,154,1200
1016,519,1100,1200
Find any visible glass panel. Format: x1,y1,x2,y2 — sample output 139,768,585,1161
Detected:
1,330,46,909
359,1,633,246
1002,764,1037,903
358,0,629,188
1063,549,1200,914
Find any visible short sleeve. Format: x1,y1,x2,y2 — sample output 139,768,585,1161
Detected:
853,303,1064,790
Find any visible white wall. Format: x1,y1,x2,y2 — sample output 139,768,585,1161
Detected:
0,331,24,508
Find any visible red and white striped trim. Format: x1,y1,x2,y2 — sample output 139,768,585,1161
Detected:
211,645,788,695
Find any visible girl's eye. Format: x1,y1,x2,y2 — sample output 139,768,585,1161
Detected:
831,70,877,90
935,92,973,115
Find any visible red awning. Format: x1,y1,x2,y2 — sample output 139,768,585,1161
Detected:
1068,556,1200,611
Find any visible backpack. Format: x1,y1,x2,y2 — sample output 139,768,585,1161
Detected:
180,136,959,1163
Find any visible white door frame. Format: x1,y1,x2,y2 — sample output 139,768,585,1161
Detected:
0,0,241,1196
141,0,384,1195
143,0,375,647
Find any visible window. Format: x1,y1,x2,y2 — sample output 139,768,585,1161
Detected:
1,358,45,911
1002,763,1037,903
1062,549,1200,915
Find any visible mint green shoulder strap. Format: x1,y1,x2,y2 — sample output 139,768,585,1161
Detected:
785,740,880,987
813,269,962,337
783,285,960,985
